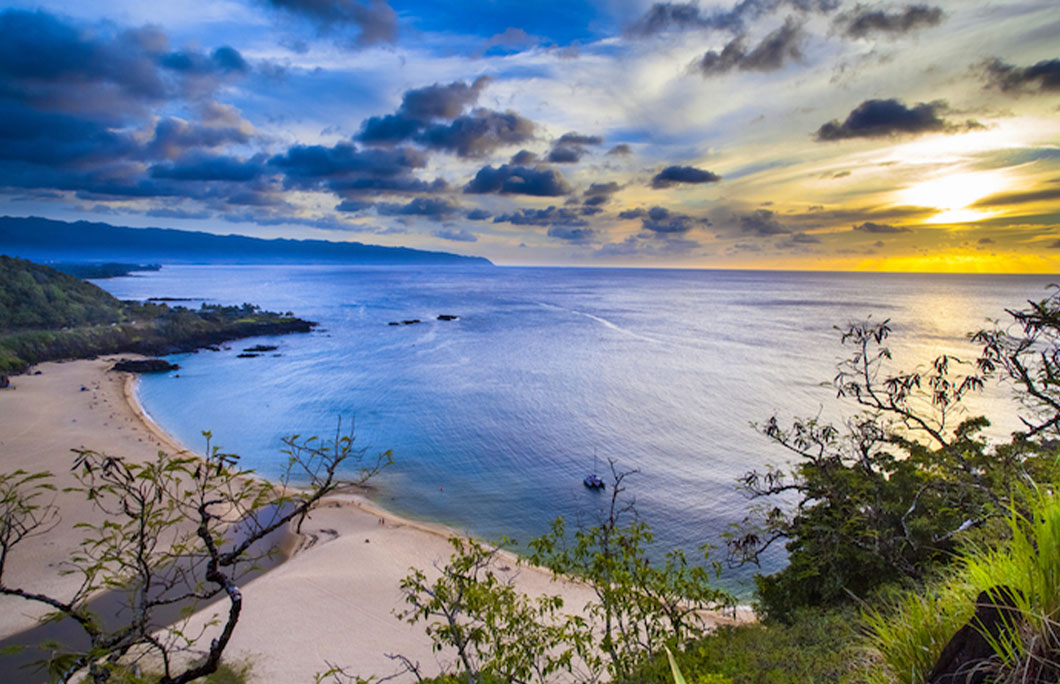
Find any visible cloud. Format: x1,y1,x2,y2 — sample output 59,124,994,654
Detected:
978,237,994,244
548,145,584,163
547,226,596,243
377,196,460,220
145,207,212,220
740,208,790,235
557,132,604,146
696,18,805,76
853,221,911,233
493,206,587,227
510,149,539,165
619,208,648,219
815,99,980,140
639,206,701,234
970,187,1060,208
464,164,572,196
606,144,632,156
150,153,265,182
335,199,371,212
651,165,721,188
358,77,493,146
583,182,620,206
418,109,535,157
466,208,492,220
269,143,425,183
834,4,944,39
1050,239,1060,249
433,228,478,242
628,0,839,37
982,58,1060,94
259,0,397,47
144,115,252,159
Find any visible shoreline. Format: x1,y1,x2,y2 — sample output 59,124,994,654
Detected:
0,357,750,683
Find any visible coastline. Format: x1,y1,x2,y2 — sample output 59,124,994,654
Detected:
0,357,750,683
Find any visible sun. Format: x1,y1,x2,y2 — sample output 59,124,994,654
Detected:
898,171,1012,224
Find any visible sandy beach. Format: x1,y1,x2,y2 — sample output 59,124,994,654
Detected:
0,357,747,682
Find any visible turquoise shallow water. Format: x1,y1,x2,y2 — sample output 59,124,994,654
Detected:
97,266,1056,590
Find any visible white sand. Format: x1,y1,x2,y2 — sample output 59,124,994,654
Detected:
0,358,748,682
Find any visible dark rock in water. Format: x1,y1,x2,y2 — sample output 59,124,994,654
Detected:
112,359,180,373
237,352,261,358
437,314,460,321
243,344,278,353
402,319,421,325
205,345,221,352
0,375,9,388
926,585,1024,684
388,321,400,326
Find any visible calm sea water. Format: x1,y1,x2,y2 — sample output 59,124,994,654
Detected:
97,266,1056,589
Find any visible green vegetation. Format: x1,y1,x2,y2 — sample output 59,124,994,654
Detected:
0,255,313,373
0,426,390,684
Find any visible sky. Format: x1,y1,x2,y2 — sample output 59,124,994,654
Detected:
0,0,1057,271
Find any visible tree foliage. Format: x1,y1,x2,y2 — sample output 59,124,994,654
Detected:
730,287,1060,621
0,424,390,683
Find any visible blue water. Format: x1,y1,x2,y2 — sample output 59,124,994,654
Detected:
97,266,1057,590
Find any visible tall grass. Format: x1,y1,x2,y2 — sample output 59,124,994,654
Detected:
864,484,1060,683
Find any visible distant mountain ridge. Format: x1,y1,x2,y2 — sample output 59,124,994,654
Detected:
0,216,493,266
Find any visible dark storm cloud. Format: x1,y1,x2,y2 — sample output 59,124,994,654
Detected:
815,99,980,141
464,164,572,196
417,109,535,158
143,117,251,159
834,4,944,39
606,144,633,156
269,143,425,186
696,18,804,76
358,77,491,145
982,58,1060,93
651,165,721,188
628,0,839,37
583,182,620,206
259,0,398,46
548,146,584,163
493,206,588,227
0,9,266,204
150,153,265,182
557,132,604,146
853,221,911,233
358,87,533,162
740,208,790,235
510,149,539,165
466,208,492,221
640,206,699,234
0,9,248,122
547,226,596,243
335,199,372,212
433,228,478,242
376,196,460,220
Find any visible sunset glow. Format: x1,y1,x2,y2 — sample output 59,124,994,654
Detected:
0,0,1055,272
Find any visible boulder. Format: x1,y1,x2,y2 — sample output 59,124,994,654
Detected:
437,314,460,321
926,586,1023,684
0,375,9,389
402,319,421,325
243,344,278,352
111,359,180,373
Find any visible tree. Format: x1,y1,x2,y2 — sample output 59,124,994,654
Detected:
729,288,1060,621
528,463,734,683
0,423,390,683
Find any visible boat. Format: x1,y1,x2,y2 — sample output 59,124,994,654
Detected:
583,453,605,489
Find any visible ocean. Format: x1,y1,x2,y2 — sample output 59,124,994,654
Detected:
96,265,1056,590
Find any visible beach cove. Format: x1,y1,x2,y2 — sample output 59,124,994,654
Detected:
0,357,747,682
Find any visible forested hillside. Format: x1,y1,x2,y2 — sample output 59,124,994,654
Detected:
0,255,313,373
